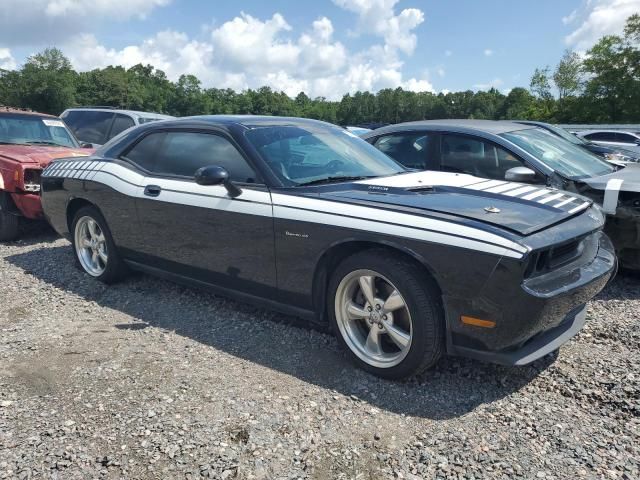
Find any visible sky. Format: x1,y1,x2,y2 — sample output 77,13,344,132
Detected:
0,0,638,100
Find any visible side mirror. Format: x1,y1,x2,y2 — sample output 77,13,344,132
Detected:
194,165,242,197
505,166,537,183
81,142,93,149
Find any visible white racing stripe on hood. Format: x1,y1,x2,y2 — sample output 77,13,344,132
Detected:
356,171,590,213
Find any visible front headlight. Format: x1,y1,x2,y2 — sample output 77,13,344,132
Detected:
23,169,42,192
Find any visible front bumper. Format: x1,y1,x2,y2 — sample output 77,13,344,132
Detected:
446,231,616,365
10,192,43,220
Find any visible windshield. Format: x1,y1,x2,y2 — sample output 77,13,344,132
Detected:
246,125,405,186
501,128,615,179
0,114,79,148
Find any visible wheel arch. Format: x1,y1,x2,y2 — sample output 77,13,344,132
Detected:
311,239,443,326
66,197,101,234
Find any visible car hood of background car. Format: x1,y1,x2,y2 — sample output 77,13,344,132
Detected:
0,145,92,167
309,171,593,236
581,162,640,193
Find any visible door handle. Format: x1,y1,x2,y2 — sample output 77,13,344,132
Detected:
144,185,162,197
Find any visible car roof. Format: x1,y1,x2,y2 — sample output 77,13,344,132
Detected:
578,129,640,135
0,106,58,118
154,115,338,130
63,107,174,119
368,119,535,136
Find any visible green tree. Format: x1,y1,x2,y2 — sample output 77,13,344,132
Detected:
18,48,77,114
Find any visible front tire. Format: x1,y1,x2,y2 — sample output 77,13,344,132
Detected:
329,250,444,379
71,206,127,284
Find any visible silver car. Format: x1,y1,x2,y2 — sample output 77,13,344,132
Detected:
61,107,174,147
576,130,640,154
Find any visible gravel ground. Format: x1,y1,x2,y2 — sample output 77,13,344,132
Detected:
1,225,639,480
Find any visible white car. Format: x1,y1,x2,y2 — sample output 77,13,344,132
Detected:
576,130,640,154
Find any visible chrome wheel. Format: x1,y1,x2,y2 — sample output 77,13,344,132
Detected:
74,216,108,277
334,269,412,368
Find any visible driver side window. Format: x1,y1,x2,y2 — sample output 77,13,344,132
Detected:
440,135,523,180
124,131,258,183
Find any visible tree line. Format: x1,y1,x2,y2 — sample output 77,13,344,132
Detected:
0,14,638,126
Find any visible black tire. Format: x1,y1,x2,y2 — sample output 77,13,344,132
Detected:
71,206,127,284
328,249,444,379
0,209,19,241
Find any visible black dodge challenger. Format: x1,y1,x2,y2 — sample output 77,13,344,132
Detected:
41,116,615,379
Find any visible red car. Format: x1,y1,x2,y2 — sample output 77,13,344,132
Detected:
0,107,93,240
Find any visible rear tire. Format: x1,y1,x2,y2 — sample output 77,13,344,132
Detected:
328,249,444,379
71,206,127,284
0,209,19,241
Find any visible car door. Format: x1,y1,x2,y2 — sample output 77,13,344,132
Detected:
120,129,277,297
438,133,544,183
371,132,438,170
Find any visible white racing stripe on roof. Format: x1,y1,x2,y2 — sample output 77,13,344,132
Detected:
538,193,565,204
271,193,527,255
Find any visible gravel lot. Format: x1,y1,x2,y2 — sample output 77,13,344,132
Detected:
1,225,639,480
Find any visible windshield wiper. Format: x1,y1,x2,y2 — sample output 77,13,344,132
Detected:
297,175,375,186
24,140,66,147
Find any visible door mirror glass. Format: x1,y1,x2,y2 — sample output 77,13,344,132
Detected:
505,166,537,183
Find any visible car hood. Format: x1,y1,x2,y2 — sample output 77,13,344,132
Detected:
314,171,593,236
581,162,640,193
0,145,92,167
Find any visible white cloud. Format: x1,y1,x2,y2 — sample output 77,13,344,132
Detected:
0,0,171,45
444,50,453,57
332,0,425,55
473,78,504,90
0,48,17,70
564,0,640,49
60,8,434,100
65,31,215,83
44,0,170,18
436,67,445,77
483,49,494,56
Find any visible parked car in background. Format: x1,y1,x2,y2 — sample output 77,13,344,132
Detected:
575,130,640,155
41,116,615,378
61,107,174,147
0,107,92,240
363,119,640,270
345,126,372,136
515,120,640,163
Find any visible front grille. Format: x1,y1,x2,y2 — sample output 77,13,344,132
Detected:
525,235,591,278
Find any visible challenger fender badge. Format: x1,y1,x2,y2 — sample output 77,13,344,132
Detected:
484,206,501,213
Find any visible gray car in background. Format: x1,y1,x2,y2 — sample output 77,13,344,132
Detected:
363,119,640,270
576,130,640,155
61,107,174,147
